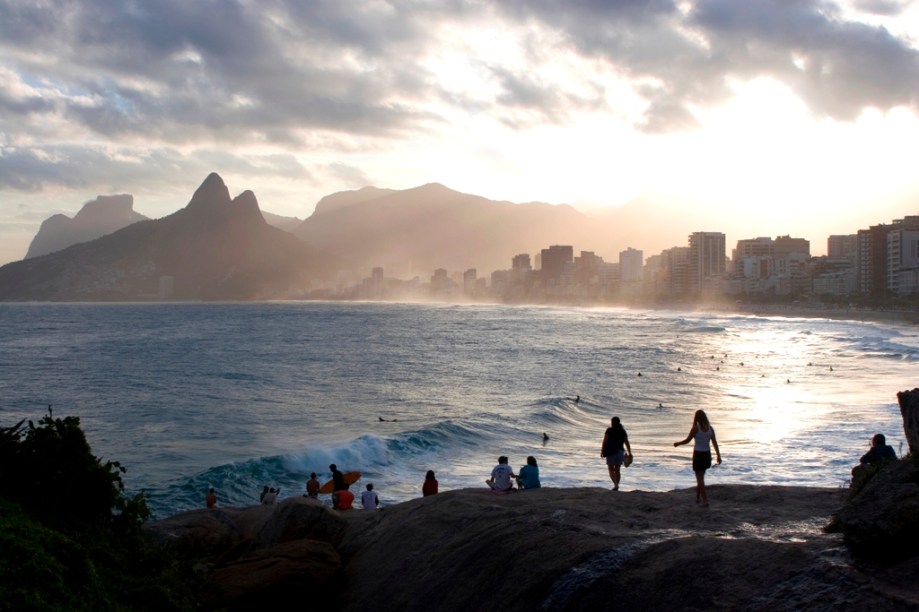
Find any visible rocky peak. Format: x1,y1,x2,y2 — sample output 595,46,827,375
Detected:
186,172,232,213
232,190,266,225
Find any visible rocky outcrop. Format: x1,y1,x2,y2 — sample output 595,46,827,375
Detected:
146,496,346,608
25,194,147,259
897,388,919,455
835,458,919,560
151,486,919,611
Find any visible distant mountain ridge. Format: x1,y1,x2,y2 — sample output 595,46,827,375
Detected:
0,173,338,301
295,183,583,276
26,194,147,259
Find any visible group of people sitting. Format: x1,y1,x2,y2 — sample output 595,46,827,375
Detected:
486,455,541,492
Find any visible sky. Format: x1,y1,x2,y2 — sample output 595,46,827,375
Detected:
1,0,919,266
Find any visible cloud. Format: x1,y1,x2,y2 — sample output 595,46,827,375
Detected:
0,0,917,196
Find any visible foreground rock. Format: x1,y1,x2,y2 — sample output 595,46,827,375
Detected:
150,486,919,610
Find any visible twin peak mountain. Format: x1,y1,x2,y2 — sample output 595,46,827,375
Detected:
0,173,695,301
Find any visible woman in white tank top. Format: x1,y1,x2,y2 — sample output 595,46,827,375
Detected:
674,409,722,507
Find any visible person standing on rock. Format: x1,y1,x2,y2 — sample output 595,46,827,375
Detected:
674,409,722,507
601,416,632,491
206,487,217,509
330,464,347,491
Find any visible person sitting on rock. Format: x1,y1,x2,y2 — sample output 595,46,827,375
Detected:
333,488,354,510
517,456,541,490
305,472,321,498
860,433,897,465
486,456,516,492
262,487,279,504
361,483,380,509
423,470,438,496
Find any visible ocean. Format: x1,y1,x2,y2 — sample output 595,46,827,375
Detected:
0,301,915,519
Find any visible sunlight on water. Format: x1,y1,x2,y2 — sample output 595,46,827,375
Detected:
0,302,914,517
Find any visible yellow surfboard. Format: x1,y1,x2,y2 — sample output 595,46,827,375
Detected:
318,470,361,494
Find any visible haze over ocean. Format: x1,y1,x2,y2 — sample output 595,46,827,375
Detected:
0,302,914,518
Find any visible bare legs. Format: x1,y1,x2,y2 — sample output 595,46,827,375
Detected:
694,470,708,506
608,464,621,491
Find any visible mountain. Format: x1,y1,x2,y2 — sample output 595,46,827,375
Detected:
25,194,148,259
293,184,722,277
0,174,339,301
261,211,303,233
295,184,600,277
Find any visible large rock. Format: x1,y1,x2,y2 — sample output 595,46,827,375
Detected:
335,486,917,611
146,496,346,561
149,487,919,610
836,458,919,559
897,388,919,456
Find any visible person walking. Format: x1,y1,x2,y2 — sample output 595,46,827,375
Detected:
674,409,722,507
601,416,632,491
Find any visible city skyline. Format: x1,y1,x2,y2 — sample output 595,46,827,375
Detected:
2,1,919,266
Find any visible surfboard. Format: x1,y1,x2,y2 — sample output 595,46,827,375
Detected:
319,470,361,494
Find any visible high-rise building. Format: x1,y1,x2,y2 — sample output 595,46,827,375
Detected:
857,216,919,297
887,229,919,295
540,245,573,286
828,234,857,260
619,247,643,283
688,232,726,294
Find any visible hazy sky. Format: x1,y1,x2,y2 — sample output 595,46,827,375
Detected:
2,0,918,265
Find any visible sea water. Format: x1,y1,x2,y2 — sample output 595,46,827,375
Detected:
0,301,915,518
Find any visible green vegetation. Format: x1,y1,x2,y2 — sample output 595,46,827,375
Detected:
0,411,198,611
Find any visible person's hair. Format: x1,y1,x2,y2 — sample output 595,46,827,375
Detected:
527,456,537,467
367,483,373,490
872,433,886,445
262,485,269,491
611,416,620,426
610,416,625,436
426,470,436,480
694,410,710,428
329,464,337,470
498,456,508,464
310,472,317,479
209,487,215,493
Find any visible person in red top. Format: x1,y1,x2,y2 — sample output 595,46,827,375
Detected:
422,470,438,496
333,488,354,510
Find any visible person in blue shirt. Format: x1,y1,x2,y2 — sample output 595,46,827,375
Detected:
517,456,541,489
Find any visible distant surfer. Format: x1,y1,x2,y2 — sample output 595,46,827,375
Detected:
542,432,549,442
658,403,663,409
575,395,580,404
